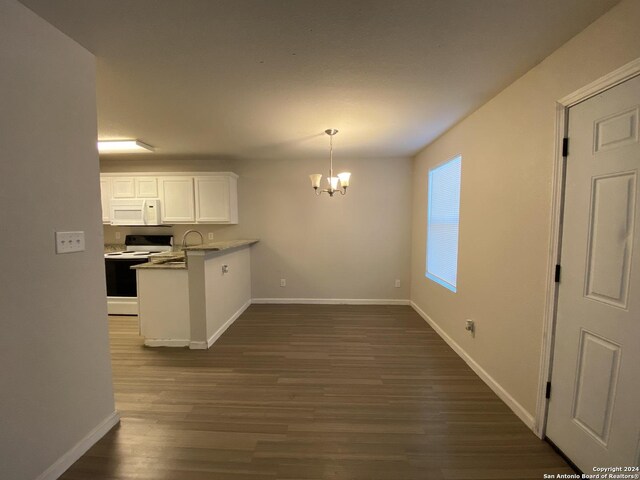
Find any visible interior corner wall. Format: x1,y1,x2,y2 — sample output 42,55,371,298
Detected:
410,0,640,422
0,1,116,479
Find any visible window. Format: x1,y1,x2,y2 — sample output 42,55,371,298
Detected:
426,155,461,292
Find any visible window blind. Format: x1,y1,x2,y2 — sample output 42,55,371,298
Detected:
426,155,461,292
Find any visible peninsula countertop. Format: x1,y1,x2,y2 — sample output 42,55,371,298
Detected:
183,239,259,252
132,239,259,270
132,260,188,270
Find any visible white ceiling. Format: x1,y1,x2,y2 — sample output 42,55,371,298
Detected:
20,0,619,160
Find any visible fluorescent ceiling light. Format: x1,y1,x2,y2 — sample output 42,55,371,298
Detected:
97,140,155,153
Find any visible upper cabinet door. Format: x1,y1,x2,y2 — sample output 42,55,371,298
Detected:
111,177,136,198
100,177,111,224
194,176,238,223
100,173,238,225
159,177,195,223
135,177,158,198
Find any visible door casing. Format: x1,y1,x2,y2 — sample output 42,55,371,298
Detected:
536,56,640,438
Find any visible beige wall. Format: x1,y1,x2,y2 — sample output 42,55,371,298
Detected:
100,156,237,173
411,0,640,419
101,156,413,300
0,1,116,478
235,157,412,300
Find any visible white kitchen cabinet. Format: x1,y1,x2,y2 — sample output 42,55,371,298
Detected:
158,177,195,223
111,177,136,198
100,177,111,224
135,177,158,198
100,172,239,225
194,175,238,224
107,175,158,199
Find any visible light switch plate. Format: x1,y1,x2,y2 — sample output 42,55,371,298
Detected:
55,231,85,254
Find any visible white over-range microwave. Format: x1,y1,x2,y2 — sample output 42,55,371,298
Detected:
110,199,162,226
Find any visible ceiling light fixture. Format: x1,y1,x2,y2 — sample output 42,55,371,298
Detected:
97,140,155,153
309,129,351,197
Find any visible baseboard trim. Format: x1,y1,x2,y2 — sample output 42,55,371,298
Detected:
206,299,252,348
189,299,252,349
252,298,411,305
411,301,536,431
144,338,190,347
36,411,120,480
106,297,138,315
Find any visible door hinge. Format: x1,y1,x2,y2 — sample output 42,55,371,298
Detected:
562,137,569,157
546,381,552,399
555,264,561,283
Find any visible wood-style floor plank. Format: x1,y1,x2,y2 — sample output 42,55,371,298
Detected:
59,304,572,479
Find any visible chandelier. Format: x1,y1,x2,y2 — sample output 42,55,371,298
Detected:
309,129,351,197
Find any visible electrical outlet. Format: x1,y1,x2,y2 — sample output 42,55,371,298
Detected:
55,231,85,254
115,231,121,240
208,232,214,240
280,279,286,287
465,319,475,336
395,279,401,288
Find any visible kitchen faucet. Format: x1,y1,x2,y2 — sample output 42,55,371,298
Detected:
181,229,204,250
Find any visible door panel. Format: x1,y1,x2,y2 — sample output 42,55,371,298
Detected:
195,176,230,222
158,177,195,223
547,74,640,471
112,177,135,198
135,176,158,198
594,107,638,152
585,171,636,307
572,330,620,445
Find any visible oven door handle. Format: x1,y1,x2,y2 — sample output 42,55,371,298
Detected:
142,199,147,225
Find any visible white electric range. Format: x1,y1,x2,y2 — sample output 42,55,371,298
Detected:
104,235,173,315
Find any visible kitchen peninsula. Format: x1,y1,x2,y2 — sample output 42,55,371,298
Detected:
133,239,258,348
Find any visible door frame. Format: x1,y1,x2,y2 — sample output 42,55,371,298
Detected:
535,57,640,438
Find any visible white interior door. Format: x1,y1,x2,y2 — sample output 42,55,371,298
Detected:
547,74,640,471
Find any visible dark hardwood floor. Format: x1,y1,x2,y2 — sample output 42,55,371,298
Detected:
60,304,572,479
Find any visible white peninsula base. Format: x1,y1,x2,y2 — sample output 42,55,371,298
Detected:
135,240,256,349
137,268,190,346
